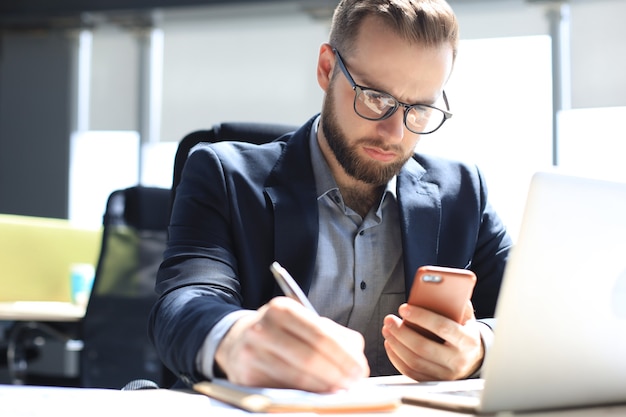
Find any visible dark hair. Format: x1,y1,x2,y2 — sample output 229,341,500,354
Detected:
329,0,459,61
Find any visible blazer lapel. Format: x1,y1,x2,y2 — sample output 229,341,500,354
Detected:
264,119,319,293
397,159,442,293
264,119,443,296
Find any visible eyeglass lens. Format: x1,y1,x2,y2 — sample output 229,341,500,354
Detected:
354,88,446,135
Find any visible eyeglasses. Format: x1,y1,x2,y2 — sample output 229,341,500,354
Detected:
332,48,452,135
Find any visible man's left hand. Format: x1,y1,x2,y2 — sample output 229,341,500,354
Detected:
382,301,483,381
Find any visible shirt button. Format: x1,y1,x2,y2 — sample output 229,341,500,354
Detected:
359,230,365,236
360,281,367,290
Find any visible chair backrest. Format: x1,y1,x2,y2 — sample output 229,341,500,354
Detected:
171,121,298,206
80,185,175,389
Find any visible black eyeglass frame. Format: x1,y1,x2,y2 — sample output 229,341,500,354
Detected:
332,47,452,135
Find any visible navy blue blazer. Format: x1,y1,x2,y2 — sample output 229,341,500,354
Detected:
149,115,512,385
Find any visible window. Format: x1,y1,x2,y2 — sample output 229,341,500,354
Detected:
418,36,553,239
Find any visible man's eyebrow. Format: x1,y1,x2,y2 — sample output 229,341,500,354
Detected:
351,71,407,101
366,81,440,106
344,60,441,105
419,95,440,106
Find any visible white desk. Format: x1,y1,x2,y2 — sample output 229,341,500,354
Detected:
0,301,85,322
1,384,625,417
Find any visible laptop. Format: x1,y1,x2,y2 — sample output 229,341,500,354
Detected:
394,170,626,414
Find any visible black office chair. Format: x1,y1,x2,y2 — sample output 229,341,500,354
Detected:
80,185,176,389
171,121,298,208
4,186,175,389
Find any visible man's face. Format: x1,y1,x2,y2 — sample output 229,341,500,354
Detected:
318,16,453,186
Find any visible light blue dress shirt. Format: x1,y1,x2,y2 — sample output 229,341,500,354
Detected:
307,117,405,376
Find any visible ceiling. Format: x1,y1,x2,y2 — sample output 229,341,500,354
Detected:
0,0,563,30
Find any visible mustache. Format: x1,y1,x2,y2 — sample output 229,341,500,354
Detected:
355,138,403,154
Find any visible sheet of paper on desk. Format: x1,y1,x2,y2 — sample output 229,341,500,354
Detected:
0,384,315,416
193,378,401,413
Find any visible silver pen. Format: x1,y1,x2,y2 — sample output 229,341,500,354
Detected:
270,261,318,315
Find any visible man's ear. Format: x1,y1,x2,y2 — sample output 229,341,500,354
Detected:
316,43,335,92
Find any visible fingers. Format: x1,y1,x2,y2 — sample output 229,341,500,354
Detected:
231,322,342,391
216,297,369,392
313,316,371,380
255,298,369,389
382,314,446,380
399,304,458,343
382,303,484,381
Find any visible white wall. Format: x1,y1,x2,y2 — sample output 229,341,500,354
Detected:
569,0,626,108
158,3,328,142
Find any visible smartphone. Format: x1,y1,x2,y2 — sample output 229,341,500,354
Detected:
406,265,477,343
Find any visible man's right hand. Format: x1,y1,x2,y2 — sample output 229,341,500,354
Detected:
214,296,370,392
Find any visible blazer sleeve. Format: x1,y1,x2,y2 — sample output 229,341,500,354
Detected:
147,143,277,385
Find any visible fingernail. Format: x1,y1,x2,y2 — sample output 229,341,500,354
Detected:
399,304,410,317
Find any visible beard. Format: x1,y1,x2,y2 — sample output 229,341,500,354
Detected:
321,88,413,187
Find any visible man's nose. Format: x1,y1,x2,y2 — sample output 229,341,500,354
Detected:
376,109,406,144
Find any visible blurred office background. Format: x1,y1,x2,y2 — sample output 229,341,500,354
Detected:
1,0,625,239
